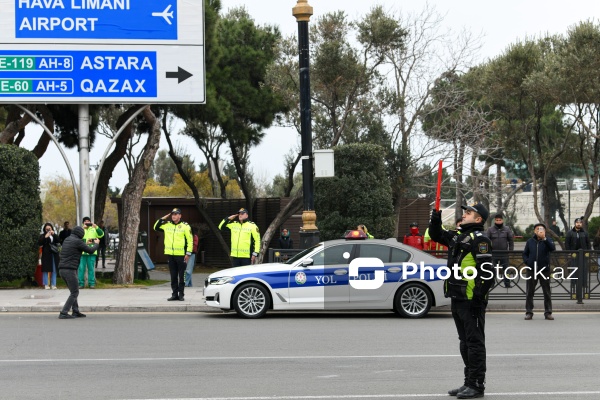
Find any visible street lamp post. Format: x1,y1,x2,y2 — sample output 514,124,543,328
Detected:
293,0,320,248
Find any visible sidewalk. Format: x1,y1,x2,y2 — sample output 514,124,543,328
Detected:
1,262,598,313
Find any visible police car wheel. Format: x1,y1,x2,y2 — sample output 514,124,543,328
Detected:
233,283,270,318
394,283,432,318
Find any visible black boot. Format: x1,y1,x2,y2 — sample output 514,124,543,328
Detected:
457,387,484,399
448,386,467,396
59,312,74,319
167,295,178,301
178,293,185,301
72,311,87,318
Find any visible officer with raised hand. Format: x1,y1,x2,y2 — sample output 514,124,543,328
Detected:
219,208,261,267
154,208,193,301
429,203,494,399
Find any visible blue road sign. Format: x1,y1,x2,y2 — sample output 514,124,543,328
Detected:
15,0,178,40
0,49,157,97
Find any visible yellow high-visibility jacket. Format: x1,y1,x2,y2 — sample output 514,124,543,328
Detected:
82,226,104,255
219,218,260,259
154,219,193,256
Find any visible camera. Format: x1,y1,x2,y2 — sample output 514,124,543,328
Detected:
85,222,93,227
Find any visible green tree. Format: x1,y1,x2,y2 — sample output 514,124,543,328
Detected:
152,149,178,186
216,7,288,209
477,39,573,234
0,145,42,281
315,143,394,240
541,21,600,226
41,176,77,228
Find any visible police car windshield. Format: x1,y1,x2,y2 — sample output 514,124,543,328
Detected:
284,243,321,265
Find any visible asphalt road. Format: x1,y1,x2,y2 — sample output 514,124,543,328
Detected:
1,311,599,400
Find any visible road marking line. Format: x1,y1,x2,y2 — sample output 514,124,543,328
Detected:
1,352,600,363
122,391,600,399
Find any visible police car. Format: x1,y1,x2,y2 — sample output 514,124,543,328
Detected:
204,230,450,318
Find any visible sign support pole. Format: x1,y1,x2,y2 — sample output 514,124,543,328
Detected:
79,104,91,221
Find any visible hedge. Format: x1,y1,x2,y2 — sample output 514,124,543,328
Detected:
0,145,42,282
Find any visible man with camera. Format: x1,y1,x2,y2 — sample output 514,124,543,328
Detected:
219,208,261,267
154,208,193,301
78,217,104,289
59,225,100,319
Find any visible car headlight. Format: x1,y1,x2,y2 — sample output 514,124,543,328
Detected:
209,276,234,285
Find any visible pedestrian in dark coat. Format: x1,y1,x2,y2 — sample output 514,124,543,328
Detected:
58,221,72,244
565,217,590,293
58,226,99,319
278,228,293,249
522,223,556,320
38,223,60,289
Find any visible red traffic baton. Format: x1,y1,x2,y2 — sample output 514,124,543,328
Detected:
435,160,443,211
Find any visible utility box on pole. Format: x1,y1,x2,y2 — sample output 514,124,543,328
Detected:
314,149,334,178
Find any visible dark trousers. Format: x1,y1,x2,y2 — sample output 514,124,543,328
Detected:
232,257,251,267
59,269,80,314
452,306,486,391
168,255,186,297
96,247,106,267
526,271,552,315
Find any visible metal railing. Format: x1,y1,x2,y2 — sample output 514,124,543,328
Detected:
482,249,600,302
267,248,302,263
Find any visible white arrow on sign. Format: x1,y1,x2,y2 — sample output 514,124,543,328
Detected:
152,4,174,25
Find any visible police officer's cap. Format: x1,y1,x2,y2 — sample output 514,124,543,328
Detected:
238,208,248,214
410,222,418,227
171,208,182,214
461,203,489,223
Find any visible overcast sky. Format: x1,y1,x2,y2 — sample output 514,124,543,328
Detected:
22,0,599,192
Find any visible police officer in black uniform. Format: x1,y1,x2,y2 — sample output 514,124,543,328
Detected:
429,203,494,399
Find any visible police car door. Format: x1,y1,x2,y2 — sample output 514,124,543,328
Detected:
288,243,353,307
349,243,404,304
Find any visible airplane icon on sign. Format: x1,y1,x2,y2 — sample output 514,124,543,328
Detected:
152,4,174,25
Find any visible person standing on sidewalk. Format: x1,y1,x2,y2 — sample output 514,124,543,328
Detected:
95,220,107,269
154,208,193,301
38,223,60,290
184,227,199,287
403,222,424,250
429,203,494,399
58,221,71,244
565,217,590,293
219,208,261,267
523,223,556,321
78,217,104,289
58,226,99,319
485,213,514,288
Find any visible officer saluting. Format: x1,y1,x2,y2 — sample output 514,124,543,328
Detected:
429,203,494,399
154,208,193,301
219,208,260,267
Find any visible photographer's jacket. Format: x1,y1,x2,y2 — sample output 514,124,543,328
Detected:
429,221,493,306
219,217,260,259
59,226,99,270
154,219,193,256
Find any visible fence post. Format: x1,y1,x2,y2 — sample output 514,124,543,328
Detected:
576,249,584,304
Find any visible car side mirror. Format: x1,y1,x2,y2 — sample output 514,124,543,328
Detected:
301,258,313,267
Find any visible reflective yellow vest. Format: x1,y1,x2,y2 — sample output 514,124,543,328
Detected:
82,226,104,255
154,219,193,256
219,219,260,258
